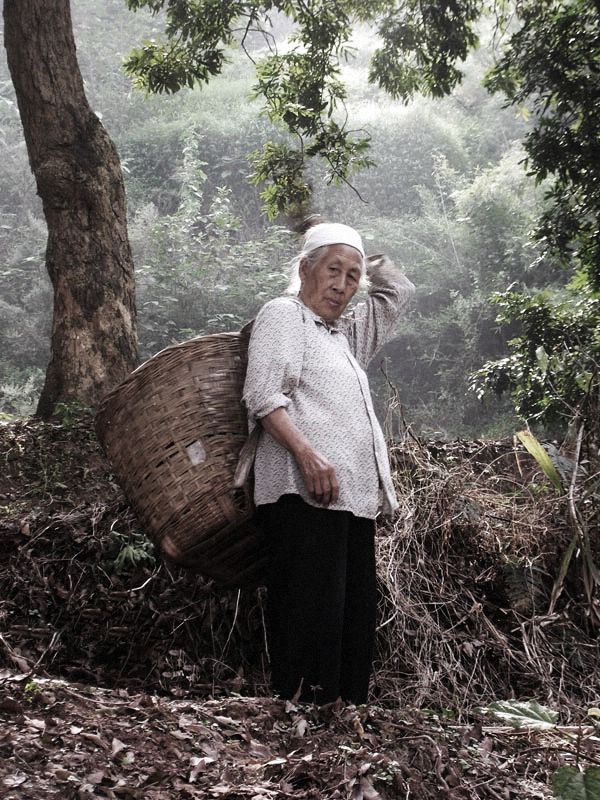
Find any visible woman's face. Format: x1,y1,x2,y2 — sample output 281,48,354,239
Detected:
298,244,363,322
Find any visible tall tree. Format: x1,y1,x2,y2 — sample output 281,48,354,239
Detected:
485,0,600,290
123,0,481,218
473,0,600,428
124,0,600,430
3,0,138,417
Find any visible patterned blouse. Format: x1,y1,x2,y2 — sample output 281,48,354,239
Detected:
243,258,415,519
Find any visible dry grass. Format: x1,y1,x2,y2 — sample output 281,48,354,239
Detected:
1,412,598,718
373,429,600,716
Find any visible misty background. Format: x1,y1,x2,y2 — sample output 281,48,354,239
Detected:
0,0,557,436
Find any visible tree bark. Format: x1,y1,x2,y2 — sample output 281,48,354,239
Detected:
3,0,138,417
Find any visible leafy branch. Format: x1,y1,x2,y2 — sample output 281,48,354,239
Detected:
478,700,600,800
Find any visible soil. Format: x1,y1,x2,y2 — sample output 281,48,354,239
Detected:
4,670,592,799
1,412,598,798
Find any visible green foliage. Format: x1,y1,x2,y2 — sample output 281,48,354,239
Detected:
130,129,294,355
23,681,42,702
123,0,492,218
361,146,544,436
52,402,95,429
331,101,469,217
469,1,600,431
477,699,559,730
515,430,563,492
112,528,156,572
248,1,374,214
123,0,242,93
478,701,600,800
249,142,312,221
369,0,481,100
553,767,600,800
472,287,600,426
0,68,51,405
485,0,600,289
0,278,52,370
0,369,45,419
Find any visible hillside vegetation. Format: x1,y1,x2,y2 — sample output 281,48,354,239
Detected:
1,411,599,797
0,1,553,437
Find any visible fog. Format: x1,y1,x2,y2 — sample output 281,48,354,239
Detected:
0,1,543,436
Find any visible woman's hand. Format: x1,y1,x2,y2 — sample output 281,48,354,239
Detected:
260,407,339,506
295,444,339,506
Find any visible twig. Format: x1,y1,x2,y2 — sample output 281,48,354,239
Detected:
0,633,32,675
566,424,600,624
130,565,161,592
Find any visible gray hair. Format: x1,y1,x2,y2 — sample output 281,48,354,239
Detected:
285,244,368,295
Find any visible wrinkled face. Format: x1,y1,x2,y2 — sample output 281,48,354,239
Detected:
298,244,363,322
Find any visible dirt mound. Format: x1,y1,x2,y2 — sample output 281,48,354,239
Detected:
4,671,595,799
0,412,263,695
0,412,598,711
2,412,600,798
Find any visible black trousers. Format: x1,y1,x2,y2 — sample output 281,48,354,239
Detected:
258,494,377,705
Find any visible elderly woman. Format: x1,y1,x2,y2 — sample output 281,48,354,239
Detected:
243,221,415,705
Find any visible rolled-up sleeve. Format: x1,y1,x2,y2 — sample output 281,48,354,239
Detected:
243,298,305,422
341,255,415,368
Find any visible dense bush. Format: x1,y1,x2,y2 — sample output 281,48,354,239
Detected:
0,0,559,437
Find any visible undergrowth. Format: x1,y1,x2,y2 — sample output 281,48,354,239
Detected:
0,411,598,718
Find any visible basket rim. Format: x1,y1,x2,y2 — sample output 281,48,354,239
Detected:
96,330,244,417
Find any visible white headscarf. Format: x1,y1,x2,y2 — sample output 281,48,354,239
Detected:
303,222,365,258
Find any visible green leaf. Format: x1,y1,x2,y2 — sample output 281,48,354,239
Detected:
516,430,563,492
548,533,578,613
477,700,558,729
553,767,600,800
575,371,593,392
536,345,549,376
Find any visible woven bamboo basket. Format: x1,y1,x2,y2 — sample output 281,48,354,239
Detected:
95,326,266,588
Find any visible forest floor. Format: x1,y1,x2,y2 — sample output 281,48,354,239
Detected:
1,411,599,799
2,668,591,800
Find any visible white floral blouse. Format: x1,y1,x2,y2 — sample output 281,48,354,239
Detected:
243,257,415,519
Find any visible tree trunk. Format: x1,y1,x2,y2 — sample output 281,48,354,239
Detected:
3,0,138,417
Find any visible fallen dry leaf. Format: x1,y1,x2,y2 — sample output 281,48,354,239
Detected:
111,737,127,756
3,772,28,787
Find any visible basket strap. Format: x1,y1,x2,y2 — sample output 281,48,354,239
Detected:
233,422,260,488
232,301,309,489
